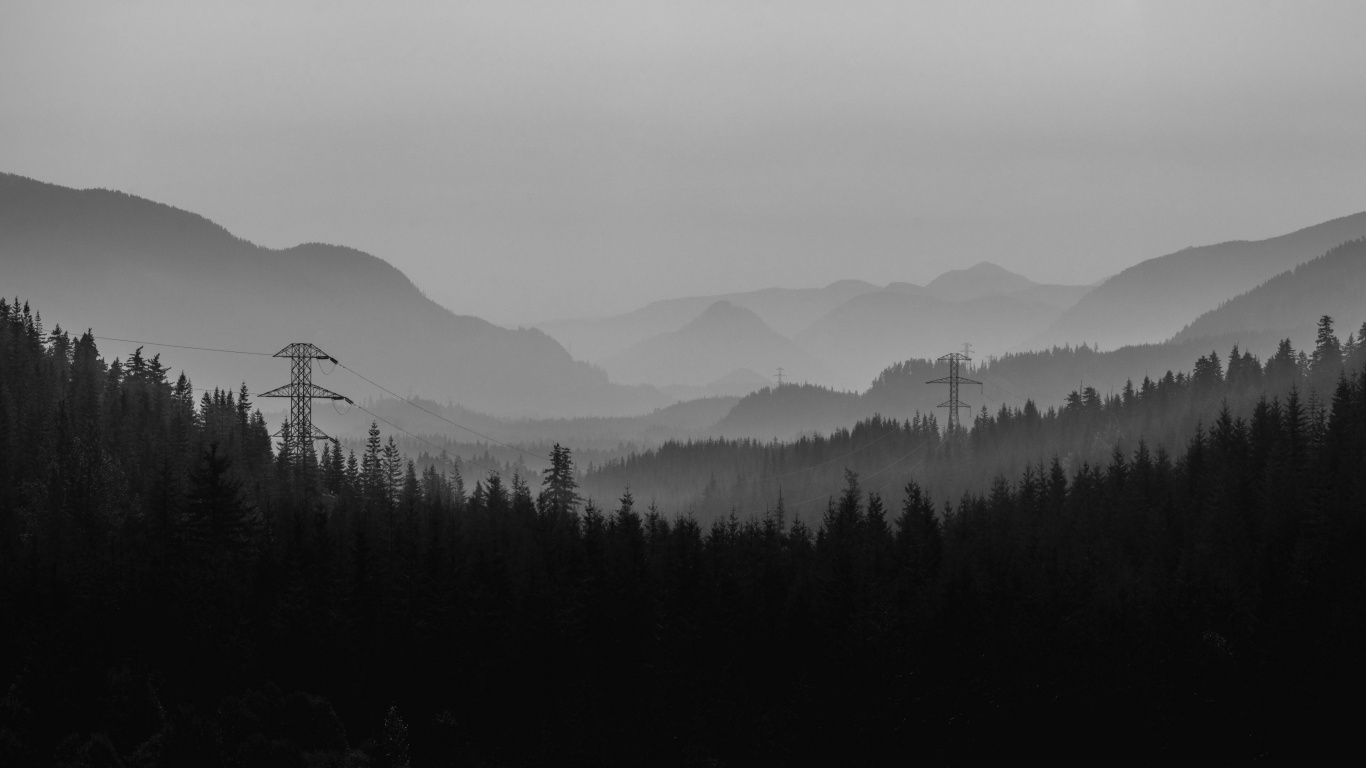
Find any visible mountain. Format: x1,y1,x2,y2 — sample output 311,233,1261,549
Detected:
1171,238,1366,346
535,280,883,361
658,367,774,401
793,290,1064,390
0,172,670,418
923,261,1037,301
536,266,1094,365
1006,283,1094,311
601,301,834,387
1030,212,1366,350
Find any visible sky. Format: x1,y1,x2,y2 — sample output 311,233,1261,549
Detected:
3,0,1366,325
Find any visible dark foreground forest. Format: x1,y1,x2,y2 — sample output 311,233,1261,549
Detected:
2,298,1365,765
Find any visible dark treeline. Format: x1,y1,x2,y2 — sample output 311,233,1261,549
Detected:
710,324,1348,442
587,316,1366,524
3,298,1365,763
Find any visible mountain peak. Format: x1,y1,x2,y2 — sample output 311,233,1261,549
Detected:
924,261,1037,301
686,300,773,333
603,300,830,387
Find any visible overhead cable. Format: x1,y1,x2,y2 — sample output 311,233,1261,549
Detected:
338,362,552,463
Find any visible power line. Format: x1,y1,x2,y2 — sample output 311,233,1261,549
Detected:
88,333,518,479
975,375,1031,405
352,402,503,478
92,336,274,356
870,456,929,498
337,362,552,464
88,333,554,464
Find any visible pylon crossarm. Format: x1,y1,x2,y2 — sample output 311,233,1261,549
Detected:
273,342,337,362
309,424,338,444
257,384,352,402
305,384,350,401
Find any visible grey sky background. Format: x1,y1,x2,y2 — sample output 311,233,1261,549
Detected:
3,1,1365,325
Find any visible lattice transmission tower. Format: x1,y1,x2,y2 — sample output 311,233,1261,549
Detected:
927,346,981,433
260,343,352,466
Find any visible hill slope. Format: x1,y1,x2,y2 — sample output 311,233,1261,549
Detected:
1029,212,1366,350
601,301,834,387
0,172,668,417
1171,238,1366,346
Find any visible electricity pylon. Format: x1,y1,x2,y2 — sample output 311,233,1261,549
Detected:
260,343,352,465
927,349,981,433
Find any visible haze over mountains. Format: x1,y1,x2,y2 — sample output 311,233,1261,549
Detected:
540,261,1093,390
1171,237,1366,346
602,301,833,388
6,170,1366,443
1030,212,1366,350
0,172,669,418
535,279,884,362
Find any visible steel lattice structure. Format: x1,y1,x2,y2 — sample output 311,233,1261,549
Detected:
927,351,981,433
259,343,352,465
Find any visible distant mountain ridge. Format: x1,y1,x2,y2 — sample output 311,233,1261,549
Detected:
537,261,1092,390
794,290,1066,390
536,279,883,362
1030,212,1366,350
1171,237,1366,346
602,300,833,387
0,172,670,418
924,261,1037,300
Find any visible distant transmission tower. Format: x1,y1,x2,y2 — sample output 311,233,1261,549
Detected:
776,367,785,387
260,343,352,465
927,348,981,433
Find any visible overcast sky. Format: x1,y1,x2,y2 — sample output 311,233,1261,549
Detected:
3,1,1365,324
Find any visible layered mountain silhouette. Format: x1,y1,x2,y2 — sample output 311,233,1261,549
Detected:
602,301,833,387
658,367,774,401
536,279,882,362
794,290,1065,390
1030,212,1366,350
1171,237,1366,346
923,261,1037,301
542,261,1092,391
0,173,670,417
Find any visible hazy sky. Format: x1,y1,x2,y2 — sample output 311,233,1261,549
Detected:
4,1,1365,324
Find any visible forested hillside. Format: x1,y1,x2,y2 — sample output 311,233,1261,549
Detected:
1172,237,1366,344
585,315,1366,523
0,173,667,417
2,299,1364,763
793,289,1064,389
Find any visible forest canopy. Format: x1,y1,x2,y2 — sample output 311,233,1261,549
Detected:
1,299,1364,764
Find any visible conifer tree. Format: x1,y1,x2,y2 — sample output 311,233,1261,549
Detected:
383,435,402,508
184,441,255,559
538,443,580,520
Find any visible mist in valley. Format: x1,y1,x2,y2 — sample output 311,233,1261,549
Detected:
5,2,1366,764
